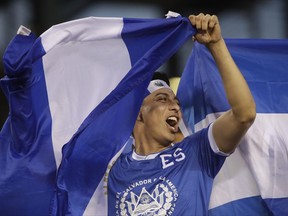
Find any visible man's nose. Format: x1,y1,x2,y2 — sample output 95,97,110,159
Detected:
169,101,180,111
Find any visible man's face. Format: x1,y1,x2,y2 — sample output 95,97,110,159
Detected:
139,88,182,145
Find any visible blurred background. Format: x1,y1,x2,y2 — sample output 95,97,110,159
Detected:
0,0,287,129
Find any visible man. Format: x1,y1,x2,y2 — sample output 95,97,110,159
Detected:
107,13,256,215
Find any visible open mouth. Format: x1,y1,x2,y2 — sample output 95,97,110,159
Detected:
166,116,178,131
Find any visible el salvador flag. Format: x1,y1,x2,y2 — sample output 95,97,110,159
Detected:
177,39,288,216
0,15,195,215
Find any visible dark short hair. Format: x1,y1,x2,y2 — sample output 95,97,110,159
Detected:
152,71,170,86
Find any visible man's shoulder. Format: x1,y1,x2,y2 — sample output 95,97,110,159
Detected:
179,126,209,144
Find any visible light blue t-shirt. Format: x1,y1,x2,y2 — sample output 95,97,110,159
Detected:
107,126,226,216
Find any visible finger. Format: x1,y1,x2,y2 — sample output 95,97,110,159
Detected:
208,15,218,29
188,15,196,26
202,14,211,31
195,13,204,30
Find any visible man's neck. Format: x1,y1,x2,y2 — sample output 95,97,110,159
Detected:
133,136,172,156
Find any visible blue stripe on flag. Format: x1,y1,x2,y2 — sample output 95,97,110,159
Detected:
208,196,273,216
0,34,56,215
122,17,194,66
264,197,288,216
178,39,288,126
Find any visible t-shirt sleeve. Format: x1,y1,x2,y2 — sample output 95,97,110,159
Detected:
208,122,232,157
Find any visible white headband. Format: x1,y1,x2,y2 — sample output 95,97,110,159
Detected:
147,79,171,94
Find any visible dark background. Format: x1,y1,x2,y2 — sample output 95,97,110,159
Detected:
0,0,287,129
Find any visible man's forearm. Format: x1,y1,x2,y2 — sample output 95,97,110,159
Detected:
207,38,256,124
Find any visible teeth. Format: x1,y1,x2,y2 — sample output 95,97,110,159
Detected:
166,116,178,127
167,116,177,122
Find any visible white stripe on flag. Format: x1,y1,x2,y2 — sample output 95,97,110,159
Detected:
241,113,288,199
196,112,288,209
209,148,260,209
41,17,131,168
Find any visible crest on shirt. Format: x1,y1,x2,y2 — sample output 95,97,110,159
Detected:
115,177,178,216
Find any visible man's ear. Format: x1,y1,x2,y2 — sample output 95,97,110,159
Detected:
136,109,143,121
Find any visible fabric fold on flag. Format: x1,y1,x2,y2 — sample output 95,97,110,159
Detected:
177,39,288,216
1,16,196,215
0,30,57,215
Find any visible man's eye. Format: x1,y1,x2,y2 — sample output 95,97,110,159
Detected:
158,97,167,102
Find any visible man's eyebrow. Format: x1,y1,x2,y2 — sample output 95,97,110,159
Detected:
155,92,169,97
155,92,180,102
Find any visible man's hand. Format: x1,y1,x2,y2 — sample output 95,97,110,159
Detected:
189,13,222,46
